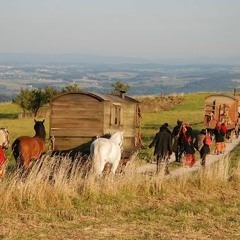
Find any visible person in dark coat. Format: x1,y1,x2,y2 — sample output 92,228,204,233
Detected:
162,122,172,135
171,120,183,163
148,124,172,174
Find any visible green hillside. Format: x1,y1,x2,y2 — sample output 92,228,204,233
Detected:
0,92,208,164
140,93,209,140
0,93,240,239
0,102,49,167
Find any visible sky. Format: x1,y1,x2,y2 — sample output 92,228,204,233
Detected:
1,0,240,63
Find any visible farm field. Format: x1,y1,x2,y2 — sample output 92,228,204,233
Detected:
1,92,240,239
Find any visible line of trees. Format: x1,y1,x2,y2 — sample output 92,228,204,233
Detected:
13,81,130,117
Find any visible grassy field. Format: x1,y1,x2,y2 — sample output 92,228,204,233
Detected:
0,102,49,168
1,93,240,239
139,92,210,160
140,93,209,138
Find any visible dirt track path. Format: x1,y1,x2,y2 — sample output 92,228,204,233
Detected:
136,136,240,176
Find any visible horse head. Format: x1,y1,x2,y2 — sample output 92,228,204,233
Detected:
110,131,124,150
0,128,10,149
34,119,46,141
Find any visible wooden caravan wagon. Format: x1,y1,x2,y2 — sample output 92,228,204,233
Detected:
49,91,141,158
204,94,239,131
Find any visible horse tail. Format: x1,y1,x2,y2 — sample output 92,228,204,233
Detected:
12,138,21,165
91,143,100,162
90,143,103,175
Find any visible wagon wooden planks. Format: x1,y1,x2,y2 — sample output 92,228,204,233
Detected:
204,94,239,130
50,91,141,157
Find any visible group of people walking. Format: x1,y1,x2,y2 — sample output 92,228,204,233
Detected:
148,119,227,175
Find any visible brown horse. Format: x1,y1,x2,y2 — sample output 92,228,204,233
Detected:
12,119,46,169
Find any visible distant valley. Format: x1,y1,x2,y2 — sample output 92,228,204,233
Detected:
0,57,240,101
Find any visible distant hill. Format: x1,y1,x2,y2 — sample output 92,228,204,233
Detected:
0,53,148,65
0,54,240,100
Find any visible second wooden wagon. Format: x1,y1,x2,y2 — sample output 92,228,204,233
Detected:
204,93,239,132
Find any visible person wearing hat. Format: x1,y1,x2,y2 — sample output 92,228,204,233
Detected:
148,123,172,175
162,122,171,135
171,120,183,163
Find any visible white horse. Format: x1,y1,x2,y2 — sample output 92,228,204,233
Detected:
90,131,124,176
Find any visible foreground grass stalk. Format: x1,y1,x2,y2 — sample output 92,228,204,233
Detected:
0,153,239,213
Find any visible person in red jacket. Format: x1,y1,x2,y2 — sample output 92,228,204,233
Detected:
221,122,227,135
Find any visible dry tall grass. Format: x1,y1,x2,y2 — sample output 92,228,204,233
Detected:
1,153,239,214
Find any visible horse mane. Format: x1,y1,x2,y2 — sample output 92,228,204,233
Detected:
110,131,124,144
34,120,46,141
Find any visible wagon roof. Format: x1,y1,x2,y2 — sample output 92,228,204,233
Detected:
205,93,237,101
51,91,140,103
95,92,140,103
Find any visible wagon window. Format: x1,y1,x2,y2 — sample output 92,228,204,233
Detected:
111,104,123,126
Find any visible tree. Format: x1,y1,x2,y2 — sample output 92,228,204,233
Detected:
13,88,46,117
111,81,130,95
61,83,81,93
13,86,58,117
13,84,82,117
44,86,58,102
